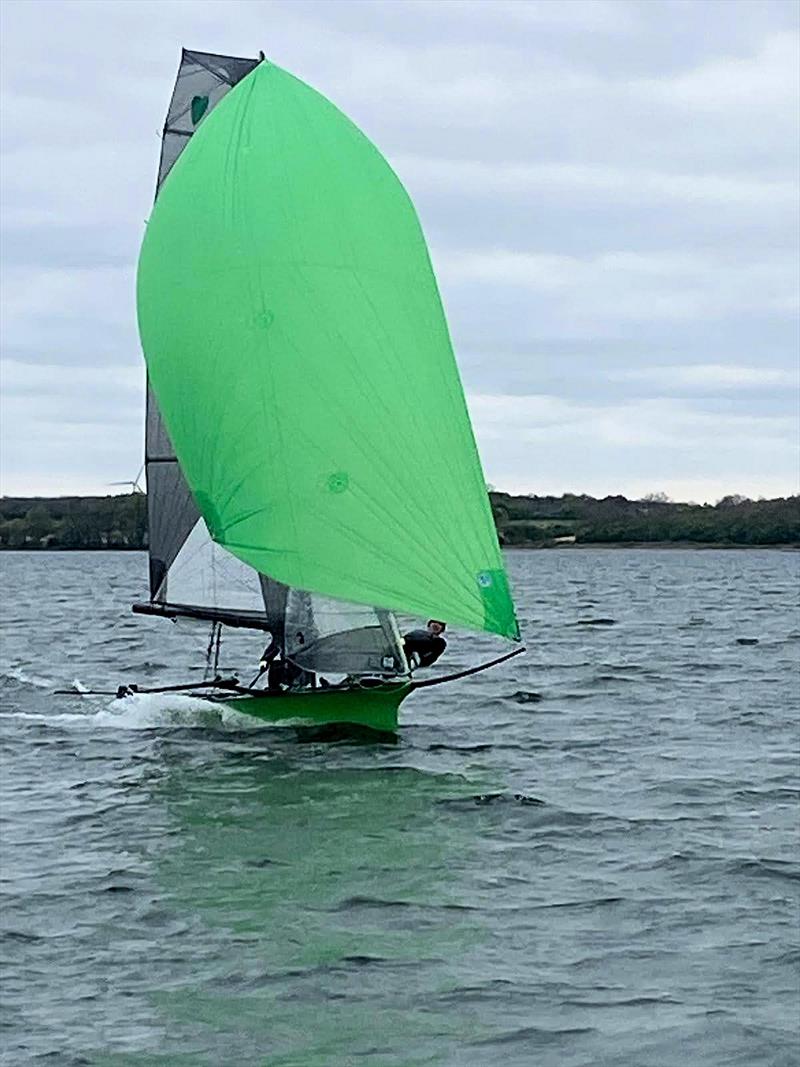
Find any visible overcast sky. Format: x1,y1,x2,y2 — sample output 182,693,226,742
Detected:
1,0,798,502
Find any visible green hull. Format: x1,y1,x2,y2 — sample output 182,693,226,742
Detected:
212,683,412,733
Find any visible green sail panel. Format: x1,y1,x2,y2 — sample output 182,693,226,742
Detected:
137,61,518,640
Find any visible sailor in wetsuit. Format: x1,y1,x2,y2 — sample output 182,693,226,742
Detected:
258,634,315,691
403,620,447,671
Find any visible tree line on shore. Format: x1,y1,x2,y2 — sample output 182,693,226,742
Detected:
489,491,799,546
0,492,797,549
0,496,147,550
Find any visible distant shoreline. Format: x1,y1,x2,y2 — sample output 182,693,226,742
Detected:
509,541,800,551
1,492,797,550
1,542,797,553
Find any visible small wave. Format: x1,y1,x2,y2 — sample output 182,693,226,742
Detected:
726,857,800,883
598,663,645,673
433,979,515,1005
767,947,800,966
473,792,545,806
735,637,760,645
225,952,428,991
438,792,547,809
471,1024,596,1047
537,895,623,911
333,895,475,913
119,661,171,672
7,711,93,726
1,929,43,943
563,993,675,1007
507,690,544,704
733,786,800,802
572,618,616,627
334,895,411,911
427,742,494,752
2,666,54,689
643,851,701,870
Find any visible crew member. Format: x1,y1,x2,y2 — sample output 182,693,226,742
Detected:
403,620,447,670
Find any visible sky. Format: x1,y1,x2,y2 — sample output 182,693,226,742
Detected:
1,0,798,503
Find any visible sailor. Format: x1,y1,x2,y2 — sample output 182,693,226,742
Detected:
266,654,314,692
403,620,447,670
258,632,314,691
258,637,280,672
255,637,284,691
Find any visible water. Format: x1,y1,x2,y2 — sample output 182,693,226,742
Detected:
1,549,798,1067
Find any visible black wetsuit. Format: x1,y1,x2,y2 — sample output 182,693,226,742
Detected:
403,629,446,669
268,656,314,691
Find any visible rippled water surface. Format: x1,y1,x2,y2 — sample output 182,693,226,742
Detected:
1,548,798,1066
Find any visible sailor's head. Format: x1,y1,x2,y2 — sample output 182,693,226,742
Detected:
427,619,446,636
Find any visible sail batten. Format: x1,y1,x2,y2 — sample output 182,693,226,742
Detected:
138,54,519,642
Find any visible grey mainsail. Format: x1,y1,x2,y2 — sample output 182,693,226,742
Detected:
146,50,259,600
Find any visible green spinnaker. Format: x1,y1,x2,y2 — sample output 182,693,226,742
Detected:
137,61,518,640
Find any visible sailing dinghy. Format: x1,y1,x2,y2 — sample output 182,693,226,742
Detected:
126,48,522,732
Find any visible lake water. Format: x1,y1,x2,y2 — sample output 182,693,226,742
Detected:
1,548,798,1067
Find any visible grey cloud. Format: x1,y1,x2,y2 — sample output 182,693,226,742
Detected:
0,225,132,270
0,0,797,499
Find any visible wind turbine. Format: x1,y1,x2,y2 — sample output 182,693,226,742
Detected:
108,465,145,494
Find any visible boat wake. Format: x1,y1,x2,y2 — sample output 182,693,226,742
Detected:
2,665,56,690
6,690,267,732
94,692,263,730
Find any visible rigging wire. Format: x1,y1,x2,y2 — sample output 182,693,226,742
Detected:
214,621,222,676
204,621,223,679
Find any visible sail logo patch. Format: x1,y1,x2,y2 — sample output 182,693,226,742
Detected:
327,471,349,494
477,571,493,588
191,95,209,126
